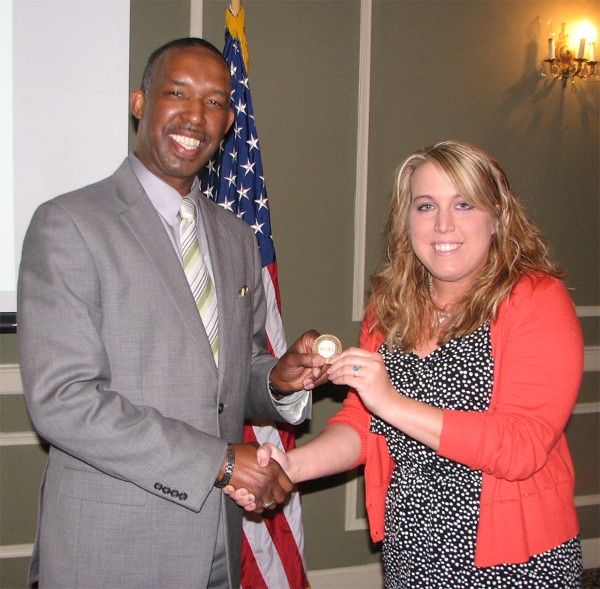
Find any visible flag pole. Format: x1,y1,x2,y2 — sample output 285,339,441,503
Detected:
230,0,241,17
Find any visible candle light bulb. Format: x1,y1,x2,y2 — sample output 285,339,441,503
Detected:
574,19,597,57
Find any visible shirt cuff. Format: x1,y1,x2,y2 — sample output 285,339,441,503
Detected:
272,389,312,424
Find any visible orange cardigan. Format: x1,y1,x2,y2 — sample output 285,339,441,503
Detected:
327,274,583,567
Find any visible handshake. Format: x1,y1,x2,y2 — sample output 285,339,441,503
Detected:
214,331,343,513
215,331,372,514
217,441,291,514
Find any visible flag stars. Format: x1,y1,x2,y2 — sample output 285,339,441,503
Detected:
256,194,269,210
247,134,259,152
225,171,237,187
240,160,256,176
206,159,217,175
235,99,247,115
219,197,236,212
197,37,278,271
251,220,265,235
237,185,251,200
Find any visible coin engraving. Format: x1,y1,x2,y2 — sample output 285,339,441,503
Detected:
312,334,342,360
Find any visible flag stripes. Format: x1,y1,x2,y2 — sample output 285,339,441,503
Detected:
243,424,309,589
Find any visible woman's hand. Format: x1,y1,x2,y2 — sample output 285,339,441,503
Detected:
329,347,444,451
327,347,397,418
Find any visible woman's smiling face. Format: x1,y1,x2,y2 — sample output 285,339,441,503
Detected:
408,161,497,298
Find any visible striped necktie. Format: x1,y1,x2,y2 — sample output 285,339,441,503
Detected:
179,197,219,364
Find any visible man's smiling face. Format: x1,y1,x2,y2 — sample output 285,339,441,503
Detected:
131,46,234,195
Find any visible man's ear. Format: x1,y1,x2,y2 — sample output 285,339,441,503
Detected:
130,90,145,121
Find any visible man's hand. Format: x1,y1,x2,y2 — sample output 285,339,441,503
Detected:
269,330,330,393
219,443,293,513
224,443,290,512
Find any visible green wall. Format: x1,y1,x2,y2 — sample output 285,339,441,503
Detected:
1,0,598,586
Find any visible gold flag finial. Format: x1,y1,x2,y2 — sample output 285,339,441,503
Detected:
230,0,241,17
226,3,248,70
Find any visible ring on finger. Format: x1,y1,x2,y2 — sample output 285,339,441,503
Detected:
352,365,361,374
262,500,275,509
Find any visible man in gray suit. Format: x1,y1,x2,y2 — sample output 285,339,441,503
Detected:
18,38,325,588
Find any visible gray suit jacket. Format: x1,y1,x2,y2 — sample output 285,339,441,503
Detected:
18,159,302,588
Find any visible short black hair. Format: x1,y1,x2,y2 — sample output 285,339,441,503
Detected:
140,38,228,94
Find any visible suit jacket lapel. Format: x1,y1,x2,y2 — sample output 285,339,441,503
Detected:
111,160,218,379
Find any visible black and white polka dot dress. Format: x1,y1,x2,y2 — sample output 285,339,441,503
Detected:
371,323,582,589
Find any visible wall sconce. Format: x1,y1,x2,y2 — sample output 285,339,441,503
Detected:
540,20,599,90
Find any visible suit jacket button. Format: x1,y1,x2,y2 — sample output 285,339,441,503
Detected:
170,489,179,498
179,492,188,501
154,482,163,491
218,403,224,414
162,486,171,495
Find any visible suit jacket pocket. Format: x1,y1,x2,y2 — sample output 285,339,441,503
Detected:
59,466,148,506
233,288,253,333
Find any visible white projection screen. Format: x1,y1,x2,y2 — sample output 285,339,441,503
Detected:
1,0,130,330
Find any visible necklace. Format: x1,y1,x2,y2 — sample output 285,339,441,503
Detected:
429,275,452,325
434,309,452,325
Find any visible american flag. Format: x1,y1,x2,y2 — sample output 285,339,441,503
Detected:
200,7,309,589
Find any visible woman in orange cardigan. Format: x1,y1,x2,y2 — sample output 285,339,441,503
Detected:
228,141,584,588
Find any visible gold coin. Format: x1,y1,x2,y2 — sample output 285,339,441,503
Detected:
312,334,342,360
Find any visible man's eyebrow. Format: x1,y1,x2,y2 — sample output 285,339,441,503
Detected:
212,88,232,100
169,78,230,100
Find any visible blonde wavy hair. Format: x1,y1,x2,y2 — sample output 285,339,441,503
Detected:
370,140,563,351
